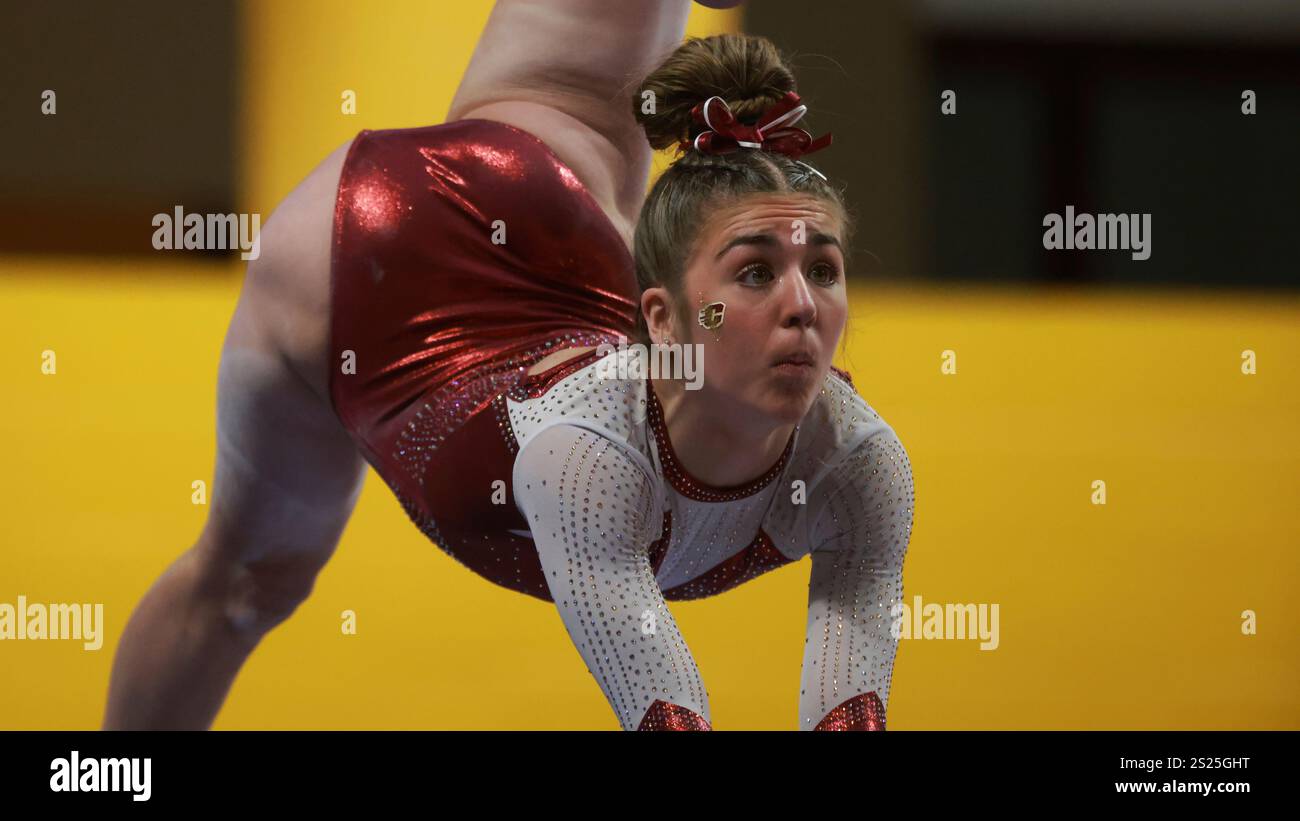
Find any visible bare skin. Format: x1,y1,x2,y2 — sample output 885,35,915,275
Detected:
530,195,849,488
102,138,368,729
102,0,695,730
645,195,849,487
526,345,597,376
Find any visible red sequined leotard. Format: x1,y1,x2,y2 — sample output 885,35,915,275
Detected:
329,119,915,731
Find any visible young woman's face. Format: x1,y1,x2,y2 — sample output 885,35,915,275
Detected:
668,193,849,426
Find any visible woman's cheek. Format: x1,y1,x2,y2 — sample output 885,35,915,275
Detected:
822,293,849,335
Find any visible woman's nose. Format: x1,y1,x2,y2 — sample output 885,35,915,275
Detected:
780,270,818,328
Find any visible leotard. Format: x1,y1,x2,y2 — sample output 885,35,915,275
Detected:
329,119,915,730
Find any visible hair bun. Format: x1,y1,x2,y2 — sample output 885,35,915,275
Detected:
634,33,797,152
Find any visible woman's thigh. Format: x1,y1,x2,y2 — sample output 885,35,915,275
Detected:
201,139,367,576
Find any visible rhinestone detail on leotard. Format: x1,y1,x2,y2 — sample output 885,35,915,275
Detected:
645,379,795,503
637,699,712,731
800,420,914,730
394,331,615,489
814,691,885,731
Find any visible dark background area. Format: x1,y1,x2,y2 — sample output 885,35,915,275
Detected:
747,0,1300,287
2,0,1296,287
0,0,237,255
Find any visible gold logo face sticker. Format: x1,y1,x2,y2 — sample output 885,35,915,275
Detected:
697,301,726,330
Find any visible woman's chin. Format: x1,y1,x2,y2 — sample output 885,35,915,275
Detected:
760,373,821,422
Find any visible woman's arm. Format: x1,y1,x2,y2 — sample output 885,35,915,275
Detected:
514,422,712,730
800,426,916,730
446,0,695,232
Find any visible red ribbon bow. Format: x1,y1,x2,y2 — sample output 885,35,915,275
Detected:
678,90,832,160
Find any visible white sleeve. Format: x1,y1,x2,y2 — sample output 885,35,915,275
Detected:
799,425,915,730
513,423,713,731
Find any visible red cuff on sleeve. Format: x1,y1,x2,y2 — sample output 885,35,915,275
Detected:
636,699,712,731
813,691,886,731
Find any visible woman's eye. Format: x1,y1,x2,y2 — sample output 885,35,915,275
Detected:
738,264,774,285
809,263,840,285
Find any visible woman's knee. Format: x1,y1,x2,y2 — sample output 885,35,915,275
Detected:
194,535,332,638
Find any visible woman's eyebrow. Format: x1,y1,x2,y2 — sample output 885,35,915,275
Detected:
714,231,843,259
810,233,844,253
715,233,777,259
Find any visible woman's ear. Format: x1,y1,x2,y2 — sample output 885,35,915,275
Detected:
641,286,676,342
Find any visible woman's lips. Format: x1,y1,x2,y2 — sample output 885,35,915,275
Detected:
772,358,816,377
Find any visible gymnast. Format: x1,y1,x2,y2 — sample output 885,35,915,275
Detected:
103,0,914,731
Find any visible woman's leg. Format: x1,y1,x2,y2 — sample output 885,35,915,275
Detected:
101,340,365,730
103,141,365,729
